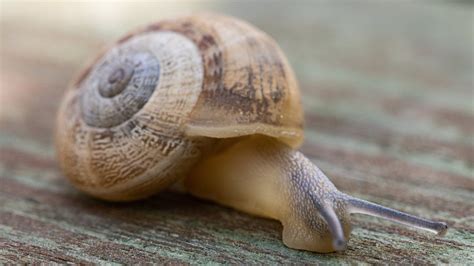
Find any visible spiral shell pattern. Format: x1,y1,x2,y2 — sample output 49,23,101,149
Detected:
56,31,204,200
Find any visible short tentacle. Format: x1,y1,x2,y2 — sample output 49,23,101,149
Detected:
310,195,346,251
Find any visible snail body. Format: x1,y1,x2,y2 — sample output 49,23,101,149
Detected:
56,14,447,253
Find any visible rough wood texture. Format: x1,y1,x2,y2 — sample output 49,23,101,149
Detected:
1,1,473,264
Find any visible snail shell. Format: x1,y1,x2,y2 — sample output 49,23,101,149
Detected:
56,14,303,201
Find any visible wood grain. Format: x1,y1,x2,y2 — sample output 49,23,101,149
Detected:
1,1,472,264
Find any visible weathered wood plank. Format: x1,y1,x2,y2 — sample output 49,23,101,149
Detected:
1,1,473,264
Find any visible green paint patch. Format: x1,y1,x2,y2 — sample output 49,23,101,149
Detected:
297,62,472,114
305,128,473,181
0,164,65,193
302,97,472,145
0,133,55,158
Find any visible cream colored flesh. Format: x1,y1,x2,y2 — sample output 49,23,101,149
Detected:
185,136,286,220
185,135,352,253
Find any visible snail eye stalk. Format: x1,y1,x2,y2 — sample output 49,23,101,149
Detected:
345,196,448,236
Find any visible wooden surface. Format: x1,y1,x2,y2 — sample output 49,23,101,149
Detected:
1,1,473,264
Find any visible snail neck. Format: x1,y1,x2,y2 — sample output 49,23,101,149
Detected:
184,135,351,253
185,136,286,220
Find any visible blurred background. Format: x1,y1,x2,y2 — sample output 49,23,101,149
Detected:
1,1,472,151
0,0,473,263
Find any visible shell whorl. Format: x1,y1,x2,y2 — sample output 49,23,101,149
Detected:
81,49,160,128
79,32,198,128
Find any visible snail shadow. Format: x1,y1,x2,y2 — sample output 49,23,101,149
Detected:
71,191,283,245
71,189,228,220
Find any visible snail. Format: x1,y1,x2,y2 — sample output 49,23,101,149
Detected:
55,13,448,253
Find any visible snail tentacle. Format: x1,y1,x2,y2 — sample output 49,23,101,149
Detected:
345,195,448,236
309,195,347,251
